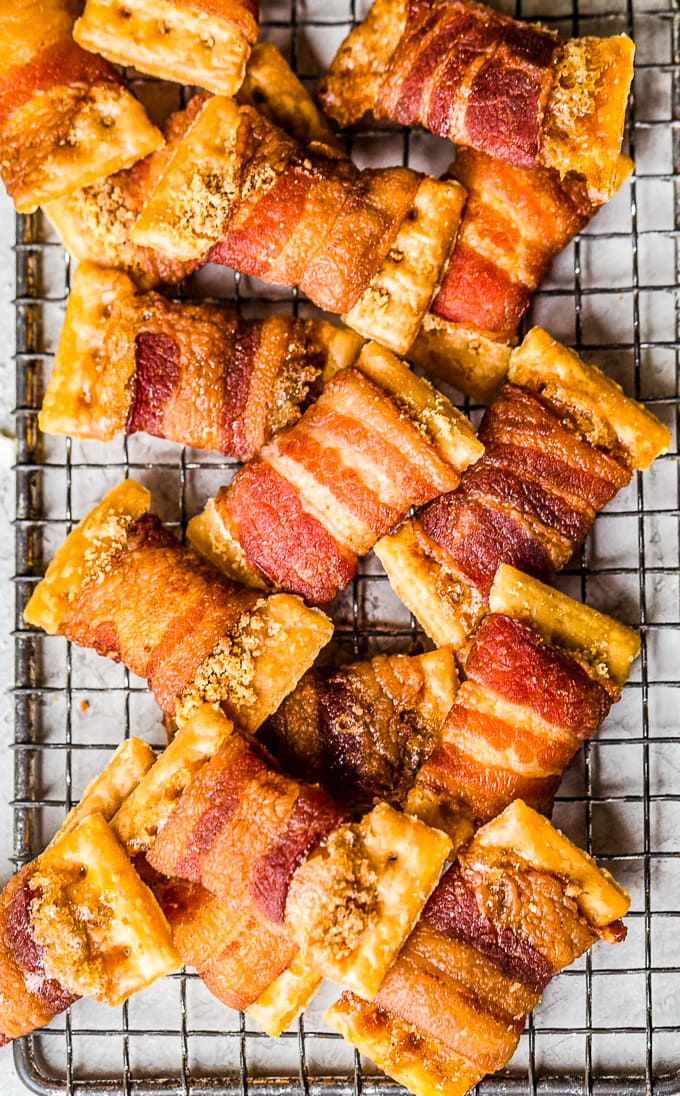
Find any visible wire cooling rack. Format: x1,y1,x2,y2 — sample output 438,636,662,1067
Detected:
11,0,680,1092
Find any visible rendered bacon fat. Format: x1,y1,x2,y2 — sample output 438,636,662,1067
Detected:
260,648,457,812
24,480,333,733
326,800,630,1096
40,263,363,456
0,0,163,212
195,350,483,604
319,0,634,202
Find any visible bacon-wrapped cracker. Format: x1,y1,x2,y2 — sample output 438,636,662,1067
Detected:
40,262,364,455
285,801,451,999
42,95,210,289
132,97,466,353
74,0,258,96
145,716,451,1003
0,811,180,1044
0,736,159,1044
319,0,634,203
376,327,670,649
110,705,322,1035
260,647,457,812
0,0,163,213
409,151,632,401
325,799,629,1096
24,480,333,731
405,576,638,845
42,46,337,287
188,345,482,604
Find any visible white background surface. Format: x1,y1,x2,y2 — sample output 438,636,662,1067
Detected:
0,0,677,1089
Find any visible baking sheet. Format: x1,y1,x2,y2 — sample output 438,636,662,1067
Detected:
12,0,680,1091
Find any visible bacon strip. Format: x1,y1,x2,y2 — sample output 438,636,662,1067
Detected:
206,114,422,315
59,513,261,715
260,650,454,811
147,733,345,1008
121,301,328,459
431,149,599,340
414,383,632,603
217,367,464,603
378,1,557,167
408,612,614,831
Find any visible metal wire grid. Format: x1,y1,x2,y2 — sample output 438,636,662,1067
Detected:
10,0,680,1092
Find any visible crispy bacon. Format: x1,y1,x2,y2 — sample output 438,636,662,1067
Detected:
118,294,326,458
465,615,613,735
129,332,182,438
409,612,615,830
432,149,597,339
148,735,344,916
161,880,295,1010
260,652,449,811
297,167,421,314
59,513,262,715
414,383,632,603
320,0,633,203
217,367,463,603
207,120,421,314
219,461,358,604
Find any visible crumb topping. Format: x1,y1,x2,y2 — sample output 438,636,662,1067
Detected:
174,600,280,722
29,867,114,1000
285,824,378,959
79,511,136,594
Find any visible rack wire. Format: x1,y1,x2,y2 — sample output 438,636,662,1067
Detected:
11,0,680,1092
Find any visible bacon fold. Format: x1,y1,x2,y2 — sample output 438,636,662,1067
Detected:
25,480,333,733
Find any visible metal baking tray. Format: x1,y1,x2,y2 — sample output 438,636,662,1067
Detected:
12,0,680,1091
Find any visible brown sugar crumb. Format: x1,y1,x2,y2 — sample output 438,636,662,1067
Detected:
79,511,136,591
29,867,113,1000
174,600,280,723
285,824,379,960
265,334,323,438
